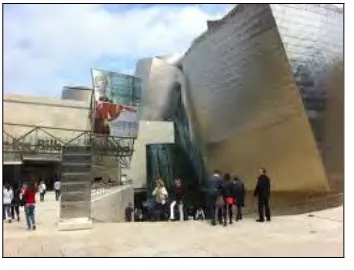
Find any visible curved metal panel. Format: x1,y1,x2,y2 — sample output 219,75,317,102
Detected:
271,4,343,148
180,4,342,192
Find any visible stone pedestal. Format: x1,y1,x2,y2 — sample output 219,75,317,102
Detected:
60,146,92,231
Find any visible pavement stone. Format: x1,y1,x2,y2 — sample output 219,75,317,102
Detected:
3,192,343,257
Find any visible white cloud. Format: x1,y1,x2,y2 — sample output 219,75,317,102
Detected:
3,4,231,97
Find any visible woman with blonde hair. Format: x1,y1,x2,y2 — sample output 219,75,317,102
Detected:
152,179,168,221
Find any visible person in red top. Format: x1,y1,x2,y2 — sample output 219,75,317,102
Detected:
22,177,37,230
94,100,136,135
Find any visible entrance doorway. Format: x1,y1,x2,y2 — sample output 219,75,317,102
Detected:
21,160,61,191
2,165,22,188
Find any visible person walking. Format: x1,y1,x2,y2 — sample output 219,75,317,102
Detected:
3,184,14,223
253,168,271,222
221,173,235,226
11,186,21,222
39,181,46,202
125,202,133,222
206,170,224,226
169,178,184,221
233,176,246,221
22,179,38,230
54,178,61,201
152,179,168,221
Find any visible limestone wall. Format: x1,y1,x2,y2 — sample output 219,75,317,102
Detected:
3,94,91,141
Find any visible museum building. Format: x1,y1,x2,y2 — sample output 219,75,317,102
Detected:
3,4,343,202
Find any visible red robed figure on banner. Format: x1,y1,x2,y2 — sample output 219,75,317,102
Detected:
94,101,136,135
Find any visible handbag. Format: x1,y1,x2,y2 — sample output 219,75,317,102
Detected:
20,193,27,207
225,197,234,205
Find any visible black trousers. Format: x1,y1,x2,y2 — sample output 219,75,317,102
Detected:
235,204,243,220
223,203,233,224
217,208,223,223
11,205,20,219
55,190,60,201
207,194,224,224
215,205,223,224
258,196,271,221
207,193,217,221
155,203,167,221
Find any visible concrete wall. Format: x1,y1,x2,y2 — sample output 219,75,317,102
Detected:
122,121,174,189
91,185,134,223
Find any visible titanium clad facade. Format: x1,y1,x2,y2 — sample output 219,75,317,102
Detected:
179,4,343,192
136,57,182,121
135,57,206,188
136,4,343,193
271,4,344,190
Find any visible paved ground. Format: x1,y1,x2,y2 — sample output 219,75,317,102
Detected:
3,192,343,257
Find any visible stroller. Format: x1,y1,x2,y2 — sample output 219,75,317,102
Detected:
142,198,156,221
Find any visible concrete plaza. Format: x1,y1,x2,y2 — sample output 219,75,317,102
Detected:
3,192,343,257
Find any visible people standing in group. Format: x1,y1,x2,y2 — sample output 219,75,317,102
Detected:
11,185,21,222
152,179,168,221
39,181,46,202
221,173,235,226
233,176,246,221
206,170,224,226
3,184,14,223
254,168,271,222
54,178,61,201
22,178,38,230
169,178,184,221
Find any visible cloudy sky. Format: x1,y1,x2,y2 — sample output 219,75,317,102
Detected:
3,4,232,98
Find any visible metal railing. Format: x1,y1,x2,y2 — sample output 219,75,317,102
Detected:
3,123,136,164
91,180,132,199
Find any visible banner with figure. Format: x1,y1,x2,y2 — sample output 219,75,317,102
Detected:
91,69,142,137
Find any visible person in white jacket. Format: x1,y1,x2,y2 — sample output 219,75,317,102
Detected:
3,184,14,223
39,181,46,202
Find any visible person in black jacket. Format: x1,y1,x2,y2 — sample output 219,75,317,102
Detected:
206,170,224,226
221,173,235,226
233,176,245,221
11,186,21,222
253,168,271,222
125,202,133,222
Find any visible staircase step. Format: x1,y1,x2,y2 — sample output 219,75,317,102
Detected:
62,163,91,173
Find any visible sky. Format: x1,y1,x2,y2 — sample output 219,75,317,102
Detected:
3,4,232,98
